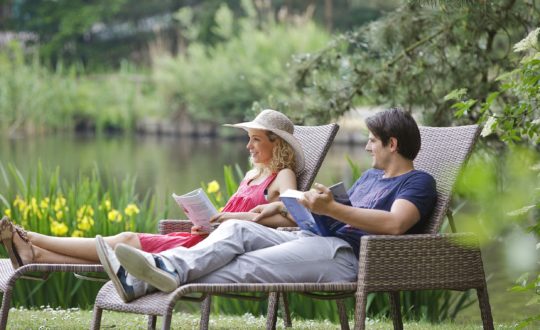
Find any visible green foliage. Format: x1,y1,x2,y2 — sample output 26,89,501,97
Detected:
453,148,540,328
5,1,390,68
152,3,331,123
447,28,540,146
266,1,539,125
448,28,540,328
0,162,163,308
0,42,159,135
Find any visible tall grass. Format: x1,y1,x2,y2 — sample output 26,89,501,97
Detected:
0,42,158,136
0,162,164,307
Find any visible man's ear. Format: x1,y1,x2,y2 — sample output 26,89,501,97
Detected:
389,137,398,152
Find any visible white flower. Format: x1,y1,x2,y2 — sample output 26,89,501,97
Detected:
480,116,497,137
513,28,540,52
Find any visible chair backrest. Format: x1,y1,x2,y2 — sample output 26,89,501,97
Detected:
413,125,480,234
293,124,340,191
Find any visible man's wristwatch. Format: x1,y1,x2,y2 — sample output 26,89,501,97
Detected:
279,207,288,218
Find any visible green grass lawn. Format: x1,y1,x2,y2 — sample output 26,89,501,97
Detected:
6,307,522,329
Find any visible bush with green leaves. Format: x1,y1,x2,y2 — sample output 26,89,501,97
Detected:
446,27,540,328
262,1,538,126
152,1,331,123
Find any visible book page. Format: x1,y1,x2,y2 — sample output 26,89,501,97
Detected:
171,188,218,230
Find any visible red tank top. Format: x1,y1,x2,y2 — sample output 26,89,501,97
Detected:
221,173,278,212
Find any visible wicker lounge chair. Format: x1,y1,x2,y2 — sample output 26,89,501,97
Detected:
91,125,492,330
90,123,339,329
0,258,105,329
265,125,494,330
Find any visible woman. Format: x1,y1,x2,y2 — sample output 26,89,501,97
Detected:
0,109,303,268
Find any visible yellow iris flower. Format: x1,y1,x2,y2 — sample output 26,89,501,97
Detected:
124,203,140,217
77,216,94,231
40,197,50,209
108,209,123,222
54,196,67,212
207,180,220,194
71,230,84,237
50,221,68,236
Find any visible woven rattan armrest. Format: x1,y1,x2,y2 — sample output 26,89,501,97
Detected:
358,233,486,292
158,219,193,234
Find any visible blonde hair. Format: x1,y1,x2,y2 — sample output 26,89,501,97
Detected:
251,131,297,178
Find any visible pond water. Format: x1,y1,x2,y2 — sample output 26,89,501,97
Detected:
0,134,536,325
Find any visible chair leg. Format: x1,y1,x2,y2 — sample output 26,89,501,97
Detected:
336,299,350,330
388,292,403,330
161,313,172,330
280,293,292,327
147,315,157,329
0,288,13,330
477,286,494,330
90,304,102,330
353,289,367,330
266,292,279,330
199,295,212,330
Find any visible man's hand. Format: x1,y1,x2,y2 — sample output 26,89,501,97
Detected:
299,183,335,215
251,202,284,222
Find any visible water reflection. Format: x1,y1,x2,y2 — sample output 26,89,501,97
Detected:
0,134,370,218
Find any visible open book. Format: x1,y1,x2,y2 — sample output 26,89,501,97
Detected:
280,182,351,236
172,188,218,230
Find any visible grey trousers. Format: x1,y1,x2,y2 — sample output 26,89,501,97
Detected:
160,220,358,284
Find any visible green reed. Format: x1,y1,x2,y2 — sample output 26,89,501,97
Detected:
0,42,156,135
0,162,163,308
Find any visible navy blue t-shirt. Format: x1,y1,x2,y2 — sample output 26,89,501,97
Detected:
332,169,437,256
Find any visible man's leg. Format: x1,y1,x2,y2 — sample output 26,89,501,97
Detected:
95,235,154,302
114,220,300,291
158,220,299,283
194,235,358,283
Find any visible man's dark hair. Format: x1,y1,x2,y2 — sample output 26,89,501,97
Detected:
365,108,421,160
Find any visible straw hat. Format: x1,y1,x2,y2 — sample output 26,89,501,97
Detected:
224,109,305,173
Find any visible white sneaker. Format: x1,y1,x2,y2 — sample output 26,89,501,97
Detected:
95,235,154,302
115,243,181,293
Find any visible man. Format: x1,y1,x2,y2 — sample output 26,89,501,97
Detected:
96,108,437,298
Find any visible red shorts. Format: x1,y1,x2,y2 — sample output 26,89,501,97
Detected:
138,232,206,253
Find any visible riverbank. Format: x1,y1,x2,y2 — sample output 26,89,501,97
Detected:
133,107,380,145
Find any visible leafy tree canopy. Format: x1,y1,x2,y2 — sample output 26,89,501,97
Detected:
268,0,539,126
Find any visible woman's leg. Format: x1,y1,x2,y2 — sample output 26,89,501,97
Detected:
24,231,142,262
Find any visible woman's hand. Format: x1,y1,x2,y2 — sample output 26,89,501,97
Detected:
190,225,212,236
250,202,285,222
209,212,246,224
